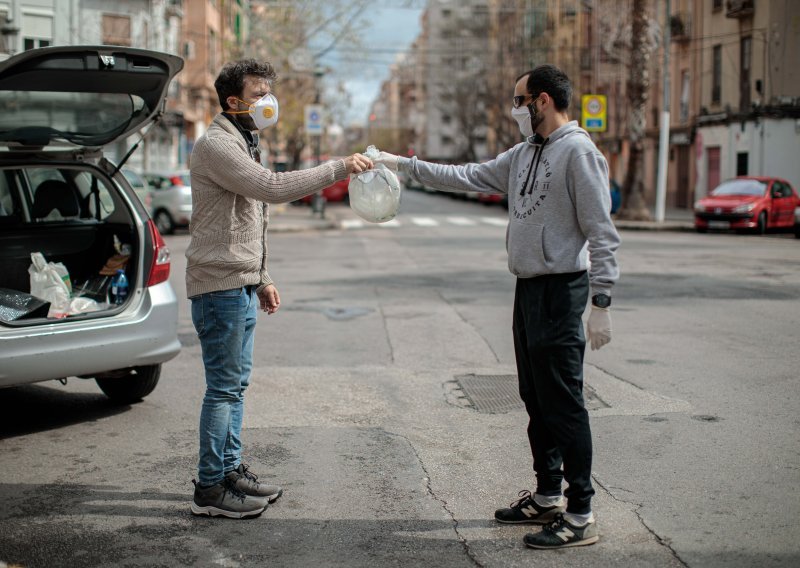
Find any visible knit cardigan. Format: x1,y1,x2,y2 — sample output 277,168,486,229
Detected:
185,113,348,298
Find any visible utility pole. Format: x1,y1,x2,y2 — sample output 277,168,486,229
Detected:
654,0,671,222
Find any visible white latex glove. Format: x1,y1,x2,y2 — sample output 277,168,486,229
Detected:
374,151,400,172
587,306,612,351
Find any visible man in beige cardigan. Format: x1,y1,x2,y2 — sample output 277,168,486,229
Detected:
187,58,372,519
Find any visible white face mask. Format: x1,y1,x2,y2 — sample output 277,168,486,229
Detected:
250,93,279,129
511,105,534,138
232,93,280,130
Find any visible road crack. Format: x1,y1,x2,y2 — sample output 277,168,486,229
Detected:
592,474,689,567
389,431,484,567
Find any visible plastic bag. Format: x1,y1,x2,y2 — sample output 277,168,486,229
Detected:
348,145,402,223
67,296,102,315
28,252,72,318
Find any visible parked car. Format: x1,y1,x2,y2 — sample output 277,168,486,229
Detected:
141,170,192,234
694,176,800,234
122,168,154,214
299,176,350,204
297,159,351,205
0,45,183,402
477,192,505,206
795,206,800,239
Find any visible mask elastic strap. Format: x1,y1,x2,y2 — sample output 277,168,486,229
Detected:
227,98,254,114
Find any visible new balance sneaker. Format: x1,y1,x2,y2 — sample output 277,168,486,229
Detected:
494,490,566,524
226,463,283,503
523,513,599,549
190,478,269,519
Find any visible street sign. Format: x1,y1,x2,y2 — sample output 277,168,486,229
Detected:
581,94,607,132
305,104,324,136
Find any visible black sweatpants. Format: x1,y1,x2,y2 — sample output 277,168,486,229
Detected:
512,271,595,515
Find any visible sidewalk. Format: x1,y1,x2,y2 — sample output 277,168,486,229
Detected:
612,207,695,232
268,202,341,233
269,202,697,233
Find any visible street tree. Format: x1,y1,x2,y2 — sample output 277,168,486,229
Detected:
434,7,491,163
248,0,368,170
617,0,658,220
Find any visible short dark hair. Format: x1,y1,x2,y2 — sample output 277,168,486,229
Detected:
214,59,277,110
516,64,572,111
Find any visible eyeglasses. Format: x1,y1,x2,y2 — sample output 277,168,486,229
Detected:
513,94,531,109
513,93,542,109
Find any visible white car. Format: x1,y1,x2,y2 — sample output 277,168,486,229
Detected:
142,170,192,235
0,45,184,402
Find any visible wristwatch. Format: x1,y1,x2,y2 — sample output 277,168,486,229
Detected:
591,293,611,308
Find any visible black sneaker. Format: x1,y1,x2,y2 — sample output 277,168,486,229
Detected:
190,478,269,519
523,513,599,549
494,490,565,524
226,463,283,503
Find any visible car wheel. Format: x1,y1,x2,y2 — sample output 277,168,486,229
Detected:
695,226,708,233
154,210,175,235
756,211,767,235
96,365,161,403
795,224,800,239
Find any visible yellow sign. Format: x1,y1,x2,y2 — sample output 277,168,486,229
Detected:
581,94,607,132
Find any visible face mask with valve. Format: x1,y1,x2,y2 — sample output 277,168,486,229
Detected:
348,145,402,223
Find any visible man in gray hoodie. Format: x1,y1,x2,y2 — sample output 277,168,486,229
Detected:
376,64,620,549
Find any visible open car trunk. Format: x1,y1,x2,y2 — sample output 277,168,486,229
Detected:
0,162,143,325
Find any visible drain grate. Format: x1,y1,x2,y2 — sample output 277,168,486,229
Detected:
454,374,609,414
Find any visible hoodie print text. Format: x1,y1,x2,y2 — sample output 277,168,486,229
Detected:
513,154,552,221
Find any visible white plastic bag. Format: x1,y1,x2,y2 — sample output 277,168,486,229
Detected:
348,145,402,223
28,252,72,318
67,296,102,315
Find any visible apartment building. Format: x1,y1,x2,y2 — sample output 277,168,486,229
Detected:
694,0,800,196
373,0,799,211
0,0,249,171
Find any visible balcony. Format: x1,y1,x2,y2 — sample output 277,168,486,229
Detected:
670,12,691,42
726,0,754,18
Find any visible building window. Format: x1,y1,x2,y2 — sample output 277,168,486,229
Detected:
102,14,131,46
712,0,722,11
207,29,217,75
712,44,721,104
680,70,690,123
0,8,9,54
22,12,53,51
740,36,751,109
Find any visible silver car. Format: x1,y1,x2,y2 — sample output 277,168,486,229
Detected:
0,45,183,403
142,170,192,235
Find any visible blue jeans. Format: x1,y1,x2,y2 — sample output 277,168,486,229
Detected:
191,286,257,486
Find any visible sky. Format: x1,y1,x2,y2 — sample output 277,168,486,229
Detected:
311,3,424,127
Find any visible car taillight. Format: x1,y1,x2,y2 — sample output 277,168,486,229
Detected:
170,176,183,186
145,219,171,286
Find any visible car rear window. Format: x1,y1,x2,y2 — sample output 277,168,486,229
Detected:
0,91,147,147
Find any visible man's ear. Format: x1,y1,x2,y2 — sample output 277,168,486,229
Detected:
225,95,239,112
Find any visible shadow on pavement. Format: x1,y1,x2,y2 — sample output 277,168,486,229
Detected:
0,383,131,439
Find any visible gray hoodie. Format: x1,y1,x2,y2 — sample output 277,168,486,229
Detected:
398,120,620,295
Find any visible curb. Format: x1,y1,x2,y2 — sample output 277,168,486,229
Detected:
614,221,695,232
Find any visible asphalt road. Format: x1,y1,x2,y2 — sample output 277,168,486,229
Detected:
1,189,798,567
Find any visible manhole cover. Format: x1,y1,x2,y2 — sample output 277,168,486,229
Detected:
454,374,609,414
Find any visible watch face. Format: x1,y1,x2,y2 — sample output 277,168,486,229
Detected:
593,294,611,308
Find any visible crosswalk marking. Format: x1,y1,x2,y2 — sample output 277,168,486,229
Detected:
481,217,508,227
411,217,439,227
446,216,478,226
340,219,365,229
338,215,508,231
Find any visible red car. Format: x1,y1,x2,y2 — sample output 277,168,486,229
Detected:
694,176,799,234
298,176,349,204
